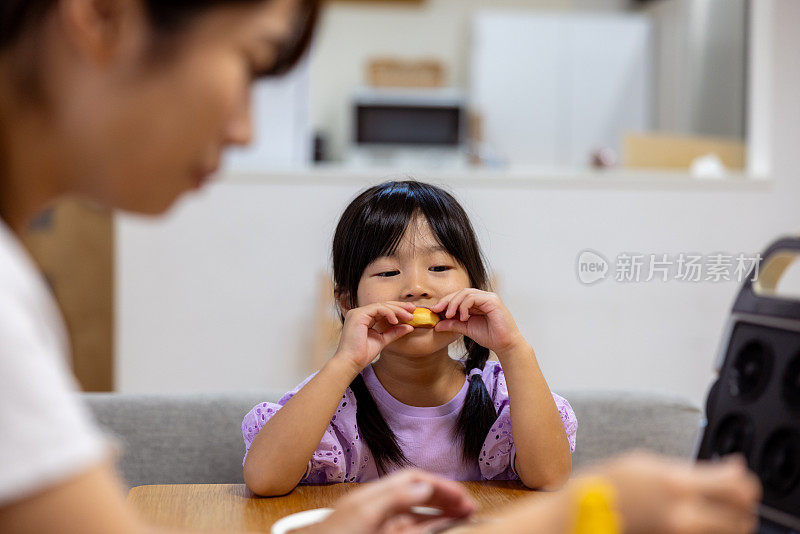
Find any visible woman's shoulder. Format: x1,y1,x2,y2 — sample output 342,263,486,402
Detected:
0,219,45,296
0,219,69,348
0,221,107,505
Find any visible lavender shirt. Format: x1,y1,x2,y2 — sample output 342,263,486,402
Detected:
242,360,577,483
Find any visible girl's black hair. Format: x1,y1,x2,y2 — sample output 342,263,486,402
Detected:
332,180,499,473
0,0,319,76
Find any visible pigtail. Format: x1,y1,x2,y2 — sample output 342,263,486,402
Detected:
349,374,409,474
454,337,499,464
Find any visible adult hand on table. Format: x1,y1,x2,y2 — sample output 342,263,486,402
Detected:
309,453,761,534
590,452,761,534
476,451,762,534
306,470,475,534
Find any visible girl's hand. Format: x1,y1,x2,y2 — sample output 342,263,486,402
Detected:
333,301,417,373
431,289,525,356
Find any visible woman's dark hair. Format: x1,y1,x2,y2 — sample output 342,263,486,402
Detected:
332,180,499,473
0,0,319,76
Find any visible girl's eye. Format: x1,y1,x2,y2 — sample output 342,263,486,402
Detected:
430,266,452,272
376,270,400,277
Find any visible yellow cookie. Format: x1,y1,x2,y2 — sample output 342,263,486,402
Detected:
405,307,440,328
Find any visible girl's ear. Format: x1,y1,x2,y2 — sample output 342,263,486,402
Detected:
334,290,352,315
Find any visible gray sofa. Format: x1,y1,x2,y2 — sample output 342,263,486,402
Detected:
83,390,701,488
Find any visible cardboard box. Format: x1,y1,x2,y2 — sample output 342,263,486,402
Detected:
623,132,746,170
367,58,446,88
22,198,114,392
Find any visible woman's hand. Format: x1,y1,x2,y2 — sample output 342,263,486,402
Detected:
582,452,762,534
477,452,761,534
431,289,524,356
308,469,476,534
332,302,417,374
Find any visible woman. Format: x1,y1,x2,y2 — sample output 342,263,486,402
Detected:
0,1,760,533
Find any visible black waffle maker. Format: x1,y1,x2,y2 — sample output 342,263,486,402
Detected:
696,237,800,532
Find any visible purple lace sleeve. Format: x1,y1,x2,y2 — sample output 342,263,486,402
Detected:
478,362,578,480
304,390,372,483
480,404,517,480
242,401,279,464
553,393,578,453
241,373,318,465
241,373,372,483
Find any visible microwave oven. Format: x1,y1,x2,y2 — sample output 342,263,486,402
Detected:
348,88,468,168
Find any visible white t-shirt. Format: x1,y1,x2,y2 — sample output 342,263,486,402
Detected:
0,218,107,505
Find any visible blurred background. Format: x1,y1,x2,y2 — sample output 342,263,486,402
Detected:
21,0,800,407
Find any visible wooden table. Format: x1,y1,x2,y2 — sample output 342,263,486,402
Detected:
128,482,535,532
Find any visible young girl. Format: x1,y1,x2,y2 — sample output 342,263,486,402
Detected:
242,181,577,496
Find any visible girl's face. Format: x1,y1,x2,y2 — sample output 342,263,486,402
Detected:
51,0,301,214
356,215,472,356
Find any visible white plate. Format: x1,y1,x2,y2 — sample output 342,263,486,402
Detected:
271,508,334,534
270,505,443,534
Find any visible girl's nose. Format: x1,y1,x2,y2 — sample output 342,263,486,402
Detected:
404,289,429,300
402,273,430,300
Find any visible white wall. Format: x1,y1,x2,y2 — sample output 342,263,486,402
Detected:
116,0,800,407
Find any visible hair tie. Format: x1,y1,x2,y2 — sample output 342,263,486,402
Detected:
468,368,483,379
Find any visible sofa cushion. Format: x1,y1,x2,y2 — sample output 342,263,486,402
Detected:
562,390,701,469
84,392,281,487
83,389,701,486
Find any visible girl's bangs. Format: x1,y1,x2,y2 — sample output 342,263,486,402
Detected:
364,184,475,276
362,206,415,262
